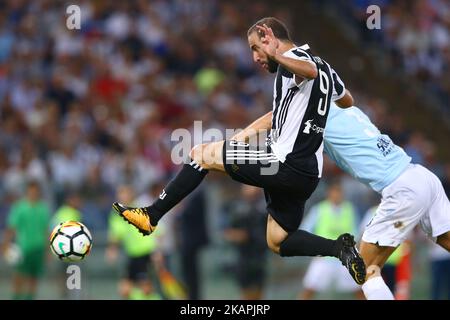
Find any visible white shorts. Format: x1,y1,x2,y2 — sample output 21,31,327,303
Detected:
362,164,450,247
303,257,360,292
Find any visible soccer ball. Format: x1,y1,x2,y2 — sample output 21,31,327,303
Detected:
50,221,93,262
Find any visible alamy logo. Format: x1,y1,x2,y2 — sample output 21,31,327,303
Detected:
366,5,381,30
66,265,81,290
159,190,167,200
303,120,324,134
66,5,81,30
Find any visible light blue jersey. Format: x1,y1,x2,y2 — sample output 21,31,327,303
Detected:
324,103,412,193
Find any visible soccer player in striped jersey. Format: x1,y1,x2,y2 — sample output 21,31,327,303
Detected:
113,17,366,285
323,102,450,299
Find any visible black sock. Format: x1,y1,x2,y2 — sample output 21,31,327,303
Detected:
279,229,339,257
148,159,208,224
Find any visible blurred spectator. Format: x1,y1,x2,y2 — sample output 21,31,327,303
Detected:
79,164,114,230
425,158,450,299
51,190,83,228
222,185,268,300
106,185,162,300
335,0,450,110
298,181,363,299
442,164,450,197
1,180,50,300
134,180,186,299
429,243,450,300
176,186,209,300
135,180,176,273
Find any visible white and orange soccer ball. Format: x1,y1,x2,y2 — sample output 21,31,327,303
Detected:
50,221,93,262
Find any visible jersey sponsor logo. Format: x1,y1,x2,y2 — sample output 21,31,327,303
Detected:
302,119,324,134
377,136,394,157
303,120,312,134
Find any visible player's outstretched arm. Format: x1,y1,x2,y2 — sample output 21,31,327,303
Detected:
232,111,272,142
335,89,354,108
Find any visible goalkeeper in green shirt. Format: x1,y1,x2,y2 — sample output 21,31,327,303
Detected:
1,181,50,300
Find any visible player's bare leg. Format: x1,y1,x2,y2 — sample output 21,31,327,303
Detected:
113,141,225,235
437,231,450,251
359,240,397,299
266,214,366,285
266,214,288,253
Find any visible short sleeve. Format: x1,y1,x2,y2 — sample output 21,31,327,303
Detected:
283,48,315,65
330,67,346,101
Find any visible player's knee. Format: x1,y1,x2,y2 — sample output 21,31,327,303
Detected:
267,237,280,254
189,144,206,164
267,241,280,254
190,142,224,171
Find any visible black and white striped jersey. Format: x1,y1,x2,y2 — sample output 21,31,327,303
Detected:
268,44,346,178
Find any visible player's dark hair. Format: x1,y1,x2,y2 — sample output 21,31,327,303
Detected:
247,17,291,41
